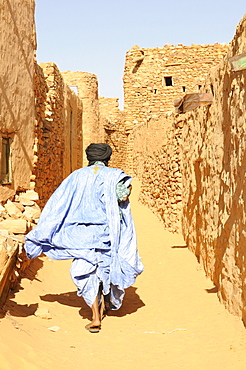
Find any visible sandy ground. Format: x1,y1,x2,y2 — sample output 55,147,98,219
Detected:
1,180,246,370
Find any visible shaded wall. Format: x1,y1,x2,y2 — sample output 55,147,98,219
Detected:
0,0,36,201
0,0,36,305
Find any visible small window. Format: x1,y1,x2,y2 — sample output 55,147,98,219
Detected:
210,84,214,96
70,85,79,95
182,86,186,92
1,137,11,184
198,85,202,90
164,76,173,86
154,89,158,94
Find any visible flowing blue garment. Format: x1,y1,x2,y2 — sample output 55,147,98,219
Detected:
24,164,144,309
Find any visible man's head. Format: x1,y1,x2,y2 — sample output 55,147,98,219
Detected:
85,143,112,166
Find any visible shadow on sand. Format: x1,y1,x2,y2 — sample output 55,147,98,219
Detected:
205,286,218,294
40,286,145,321
0,257,44,319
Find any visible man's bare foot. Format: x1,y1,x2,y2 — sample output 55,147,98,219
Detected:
85,296,101,333
85,320,101,333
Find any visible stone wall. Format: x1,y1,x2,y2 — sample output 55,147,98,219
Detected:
0,0,37,305
33,63,83,208
0,0,36,201
99,97,127,171
181,14,246,322
132,113,183,233
62,71,103,166
123,43,228,174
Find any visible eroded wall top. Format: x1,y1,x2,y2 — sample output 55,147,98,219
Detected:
62,71,103,166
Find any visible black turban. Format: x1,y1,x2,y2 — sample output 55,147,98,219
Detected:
85,143,112,165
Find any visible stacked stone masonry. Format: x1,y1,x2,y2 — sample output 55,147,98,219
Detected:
123,43,228,174
123,43,228,233
133,113,183,233
33,63,83,208
62,71,103,166
99,97,127,171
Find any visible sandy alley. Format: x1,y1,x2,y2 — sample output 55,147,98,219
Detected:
1,180,246,370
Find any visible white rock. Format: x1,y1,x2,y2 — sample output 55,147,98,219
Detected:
35,307,52,320
4,200,23,218
48,326,60,332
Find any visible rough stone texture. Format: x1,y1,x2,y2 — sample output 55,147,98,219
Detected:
133,113,183,233
99,97,127,171
0,5,84,303
1,0,246,328
181,15,246,322
123,43,228,174
62,71,103,166
0,0,36,201
0,191,40,304
33,63,83,208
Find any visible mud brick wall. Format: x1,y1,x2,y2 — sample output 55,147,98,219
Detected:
132,113,183,233
62,71,103,166
181,15,246,322
123,43,228,174
99,97,127,171
0,0,36,201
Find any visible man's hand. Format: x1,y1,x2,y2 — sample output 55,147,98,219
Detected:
121,185,132,201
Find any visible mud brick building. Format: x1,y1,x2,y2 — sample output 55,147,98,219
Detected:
123,43,228,173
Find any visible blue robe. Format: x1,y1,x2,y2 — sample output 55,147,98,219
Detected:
24,164,144,309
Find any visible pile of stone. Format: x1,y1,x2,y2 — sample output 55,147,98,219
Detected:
0,190,40,304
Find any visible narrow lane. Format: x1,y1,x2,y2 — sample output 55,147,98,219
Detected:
1,180,246,369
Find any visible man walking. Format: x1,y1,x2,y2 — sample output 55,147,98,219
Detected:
25,143,143,333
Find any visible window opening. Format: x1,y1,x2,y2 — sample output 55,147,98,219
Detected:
210,84,214,96
70,109,73,172
1,137,11,184
154,89,158,94
182,86,186,92
70,86,79,95
198,85,202,90
164,76,173,86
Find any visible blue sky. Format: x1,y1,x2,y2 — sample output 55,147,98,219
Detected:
35,0,245,108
